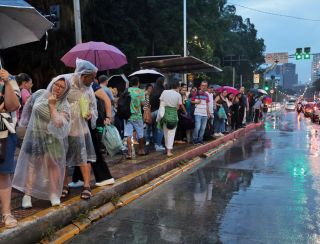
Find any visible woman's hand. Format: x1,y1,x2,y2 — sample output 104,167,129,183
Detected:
104,117,111,125
48,94,57,107
86,113,92,120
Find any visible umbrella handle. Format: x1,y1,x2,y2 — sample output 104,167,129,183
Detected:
0,59,2,70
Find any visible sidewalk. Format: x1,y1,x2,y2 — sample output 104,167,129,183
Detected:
0,123,262,244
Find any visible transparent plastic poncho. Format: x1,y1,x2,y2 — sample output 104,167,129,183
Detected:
12,75,72,200
65,58,98,166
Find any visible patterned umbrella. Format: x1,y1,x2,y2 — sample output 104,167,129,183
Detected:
215,86,239,95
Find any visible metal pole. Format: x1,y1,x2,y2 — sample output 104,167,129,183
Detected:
73,0,82,44
232,67,235,87
183,0,187,83
240,74,242,87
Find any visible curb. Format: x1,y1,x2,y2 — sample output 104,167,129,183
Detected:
0,122,262,244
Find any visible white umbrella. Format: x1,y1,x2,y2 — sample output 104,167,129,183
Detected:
257,89,268,95
128,69,164,83
129,69,164,77
0,0,53,50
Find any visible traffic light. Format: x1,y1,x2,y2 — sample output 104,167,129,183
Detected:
264,81,269,91
304,47,311,59
295,48,303,60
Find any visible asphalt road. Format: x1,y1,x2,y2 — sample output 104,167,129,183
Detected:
68,111,320,244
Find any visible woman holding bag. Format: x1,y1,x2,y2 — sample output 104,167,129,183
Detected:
214,90,228,137
12,75,71,208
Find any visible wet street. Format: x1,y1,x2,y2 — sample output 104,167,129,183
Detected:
68,111,320,244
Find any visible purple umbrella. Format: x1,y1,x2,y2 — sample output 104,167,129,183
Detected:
61,41,127,70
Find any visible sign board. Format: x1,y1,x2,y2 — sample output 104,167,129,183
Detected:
270,89,274,94
265,52,288,64
187,73,194,81
253,74,260,84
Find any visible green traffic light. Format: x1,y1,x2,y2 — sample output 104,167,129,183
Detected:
264,86,269,91
296,54,302,60
304,53,310,59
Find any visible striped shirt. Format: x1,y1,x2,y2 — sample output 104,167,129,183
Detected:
192,90,209,116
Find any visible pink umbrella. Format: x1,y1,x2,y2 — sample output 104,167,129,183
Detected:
215,86,239,95
263,96,272,104
61,41,127,70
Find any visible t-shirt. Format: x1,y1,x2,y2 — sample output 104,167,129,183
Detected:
253,100,263,110
102,87,114,102
128,87,145,121
160,90,182,108
207,92,214,114
192,90,209,116
91,82,101,92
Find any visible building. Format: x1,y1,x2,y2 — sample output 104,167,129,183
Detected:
264,63,298,89
282,63,298,89
311,54,320,83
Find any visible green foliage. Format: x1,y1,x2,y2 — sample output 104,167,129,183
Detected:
2,0,265,90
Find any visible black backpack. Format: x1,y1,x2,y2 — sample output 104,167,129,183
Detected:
96,97,106,127
117,89,131,120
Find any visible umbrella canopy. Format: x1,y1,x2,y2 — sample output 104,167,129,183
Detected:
128,69,164,83
107,74,129,94
257,89,268,95
0,0,53,49
263,96,272,104
216,86,239,95
61,41,127,71
211,84,221,90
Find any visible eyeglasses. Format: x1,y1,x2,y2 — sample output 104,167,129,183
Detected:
53,83,66,90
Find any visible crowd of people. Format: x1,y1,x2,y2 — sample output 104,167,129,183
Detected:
0,59,267,228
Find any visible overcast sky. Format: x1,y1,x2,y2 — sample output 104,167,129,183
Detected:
229,0,320,84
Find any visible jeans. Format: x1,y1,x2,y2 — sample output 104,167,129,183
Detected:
214,110,225,133
192,115,208,143
151,110,164,146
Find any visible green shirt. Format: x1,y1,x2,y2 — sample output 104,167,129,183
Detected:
128,87,145,121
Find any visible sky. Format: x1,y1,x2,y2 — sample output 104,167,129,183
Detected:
229,0,320,84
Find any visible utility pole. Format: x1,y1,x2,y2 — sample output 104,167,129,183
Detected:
73,0,82,44
223,55,248,87
183,0,187,83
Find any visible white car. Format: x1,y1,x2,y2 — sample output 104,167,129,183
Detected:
285,100,296,110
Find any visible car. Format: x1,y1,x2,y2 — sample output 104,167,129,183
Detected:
303,103,314,117
311,103,320,123
285,99,296,111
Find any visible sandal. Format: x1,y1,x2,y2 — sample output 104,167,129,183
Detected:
3,214,17,229
61,186,70,198
80,187,92,200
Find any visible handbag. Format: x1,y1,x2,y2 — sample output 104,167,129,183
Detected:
143,107,152,124
218,107,227,119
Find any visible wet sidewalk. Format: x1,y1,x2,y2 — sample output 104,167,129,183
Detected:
0,123,262,244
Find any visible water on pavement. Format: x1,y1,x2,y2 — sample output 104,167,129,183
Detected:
68,111,320,244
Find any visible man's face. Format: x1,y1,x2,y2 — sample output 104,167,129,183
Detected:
200,82,208,92
208,87,213,93
240,86,245,93
81,73,96,87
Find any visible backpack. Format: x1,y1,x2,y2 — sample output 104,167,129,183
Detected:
117,89,131,120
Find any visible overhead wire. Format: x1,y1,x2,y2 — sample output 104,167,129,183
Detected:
229,2,320,22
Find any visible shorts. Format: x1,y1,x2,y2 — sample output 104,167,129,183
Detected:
124,120,144,139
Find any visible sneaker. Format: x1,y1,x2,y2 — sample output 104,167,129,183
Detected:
68,180,84,188
95,178,115,187
22,195,32,209
219,133,224,136
2,214,17,228
155,145,165,151
50,196,61,207
214,133,221,137
146,141,150,146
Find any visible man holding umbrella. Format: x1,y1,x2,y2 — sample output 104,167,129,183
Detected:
239,86,249,127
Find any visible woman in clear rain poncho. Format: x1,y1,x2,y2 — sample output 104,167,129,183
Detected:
62,58,98,200
12,75,71,207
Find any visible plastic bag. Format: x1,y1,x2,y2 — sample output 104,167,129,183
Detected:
102,125,123,156
79,95,90,118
